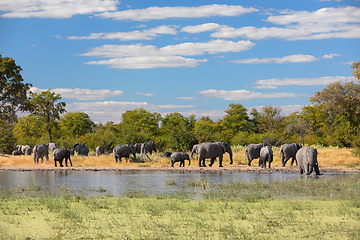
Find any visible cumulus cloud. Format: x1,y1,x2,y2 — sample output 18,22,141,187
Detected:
95,4,258,21
0,0,119,18
30,87,123,101
82,40,254,69
322,53,340,59
198,89,305,101
183,6,360,41
230,54,318,64
68,25,178,41
253,76,356,89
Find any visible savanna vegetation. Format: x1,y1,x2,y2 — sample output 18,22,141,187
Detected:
0,175,359,239
1,54,360,158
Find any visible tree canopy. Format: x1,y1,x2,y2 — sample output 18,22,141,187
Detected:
29,90,66,143
0,54,32,123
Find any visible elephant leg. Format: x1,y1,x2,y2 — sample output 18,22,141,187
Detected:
209,158,215,167
281,157,285,167
314,163,321,175
68,158,73,167
60,160,64,167
290,157,295,166
247,158,252,166
180,160,184,167
54,160,57,167
198,159,202,167
219,157,223,168
299,168,304,174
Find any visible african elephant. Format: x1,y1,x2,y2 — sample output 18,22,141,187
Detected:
214,142,233,165
96,145,105,156
170,152,190,167
133,143,142,154
245,143,272,166
296,147,321,175
141,141,156,155
53,148,72,167
33,144,49,163
192,142,226,167
12,150,22,155
259,146,273,168
74,143,89,156
16,145,32,155
280,143,302,166
163,151,172,157
113,144,136,163
47,143,58,153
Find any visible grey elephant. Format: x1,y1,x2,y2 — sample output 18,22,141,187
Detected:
16,145,32,155
113,144,136,163
96,145,105,156
133,143,142,154
12,150,22,155
141,141,156,155
53,148,72,167
74,143,89,156
33,144,49,163
47,143,58,153
245,143,271,166
296,147,321,175
259,146,273,168
191,142,225,167
214,142,233,165
170,152,190,167
280,143,302,167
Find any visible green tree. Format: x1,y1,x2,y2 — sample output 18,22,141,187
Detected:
120,108,162,144
59,112,94,139
351,61,360,81
0,54,32,123
12,114,45,146
257,106,284,134
0,119,16,154
29,90,66,143
219,103,251,141
194,116,219,143
159,113,196,151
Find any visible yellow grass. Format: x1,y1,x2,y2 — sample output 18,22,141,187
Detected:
0,147,359,171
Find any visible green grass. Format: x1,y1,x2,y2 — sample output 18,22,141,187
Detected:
0,175,359,239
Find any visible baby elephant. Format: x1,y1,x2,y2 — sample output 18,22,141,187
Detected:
170,152,190,167
53,148,72,167
259,146,273,168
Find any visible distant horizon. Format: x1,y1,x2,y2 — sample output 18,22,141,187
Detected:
2,0,359,123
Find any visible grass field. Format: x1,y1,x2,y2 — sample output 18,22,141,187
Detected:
0,175,359,239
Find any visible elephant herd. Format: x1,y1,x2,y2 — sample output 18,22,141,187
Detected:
12,141,320,175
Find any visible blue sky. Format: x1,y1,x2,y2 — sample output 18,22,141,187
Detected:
1,0,359,123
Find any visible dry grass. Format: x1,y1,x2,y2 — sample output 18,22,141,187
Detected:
0,147,359,170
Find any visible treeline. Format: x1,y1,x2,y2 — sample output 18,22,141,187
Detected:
0,54,359,156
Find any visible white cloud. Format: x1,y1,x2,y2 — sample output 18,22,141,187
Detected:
182,7,360,41
0,0,119,18
176,97,196,100
254,76,356,88
322,53,340,59
230,54,318,64
198,89,305,101
86,56,208,69
82,40,254,69
30,87,123,101
95,4,258,21
68,25,178,41
181,23,223,33
136,92,155,97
